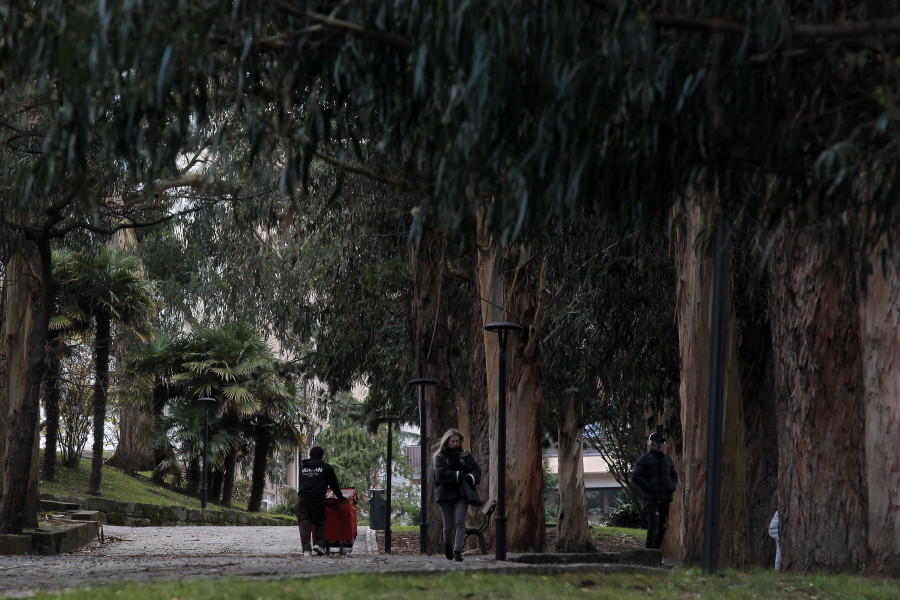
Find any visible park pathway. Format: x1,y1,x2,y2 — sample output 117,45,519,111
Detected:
0,524,662,598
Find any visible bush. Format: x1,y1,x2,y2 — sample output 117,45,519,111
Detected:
271,504,295,515
601,497,645,528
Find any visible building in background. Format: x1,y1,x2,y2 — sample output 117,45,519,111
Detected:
544,448,623,521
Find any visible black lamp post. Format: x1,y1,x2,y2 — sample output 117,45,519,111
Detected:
702,214,732,575
198,397,217,509
376,414,401,553
409,377,438,554
483,321,523,561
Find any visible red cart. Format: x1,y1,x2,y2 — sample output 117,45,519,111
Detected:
316,487,357,555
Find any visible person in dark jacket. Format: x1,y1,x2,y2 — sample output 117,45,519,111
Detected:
297,446,345,556
632,432,678,550
433,428,481,562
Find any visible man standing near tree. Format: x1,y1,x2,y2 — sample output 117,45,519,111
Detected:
297,446,345,556
632,432,678,551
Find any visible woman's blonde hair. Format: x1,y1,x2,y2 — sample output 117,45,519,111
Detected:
432,428,464,464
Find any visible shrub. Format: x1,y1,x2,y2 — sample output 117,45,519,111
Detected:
601,496,645,528
271,504,295,515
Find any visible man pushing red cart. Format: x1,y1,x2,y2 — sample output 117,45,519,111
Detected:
317,488,358,555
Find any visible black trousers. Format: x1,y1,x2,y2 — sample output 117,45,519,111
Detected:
297,495,327,551
644,499,671,549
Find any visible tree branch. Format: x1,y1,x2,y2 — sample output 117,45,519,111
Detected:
313,150,418,192
584,0,900,40
273,1,414,51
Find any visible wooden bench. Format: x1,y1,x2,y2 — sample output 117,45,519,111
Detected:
464,500,498,554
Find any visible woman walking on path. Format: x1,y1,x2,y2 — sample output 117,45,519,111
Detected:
433,428,481,562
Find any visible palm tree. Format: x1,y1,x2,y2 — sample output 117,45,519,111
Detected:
124,334,190,481
42,250,95,481
174,323,304,508
54,247,157,495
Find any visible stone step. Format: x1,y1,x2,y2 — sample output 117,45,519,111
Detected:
70,511,101,522
40,499,80,512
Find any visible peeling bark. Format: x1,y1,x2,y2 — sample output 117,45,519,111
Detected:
1,242,52,534
769,226,867,573
467,269,492,546
672,186,750,566
476,221,545,553
409,226,456,553
859,241,900,576
556,393,596,553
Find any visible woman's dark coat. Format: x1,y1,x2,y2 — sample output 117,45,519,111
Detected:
434,448,481,503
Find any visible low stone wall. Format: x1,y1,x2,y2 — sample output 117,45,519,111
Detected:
44,496,295,527
0,520,100,556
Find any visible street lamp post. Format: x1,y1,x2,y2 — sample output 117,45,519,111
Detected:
702,214,732,575
483,321,523,561
409,377,438,555
198,397,217,509
376,415,401,553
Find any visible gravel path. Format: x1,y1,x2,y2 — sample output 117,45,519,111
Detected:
0,524,665,598
0,525,506,598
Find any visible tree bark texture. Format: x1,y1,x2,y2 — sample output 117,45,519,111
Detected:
248,424,271,512
768,226,867,573
673,188,750,566
467,271,492,547
106,402,154,473
89,310,112,495
41,329,62,481
735,245,780,567
150,384,169,485
476,226,546,553
738,320,779,566
1,244,51,533
858,240,900,576
221,446,237,506
409,226,457,553
556,393,596,553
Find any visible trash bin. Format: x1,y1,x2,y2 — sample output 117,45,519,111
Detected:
369,489,386,530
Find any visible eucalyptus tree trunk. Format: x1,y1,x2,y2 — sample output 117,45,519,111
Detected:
476,221,545,552
107,403,154,473
859,241,900,576
768,225,867,573
409,225,457,553
556,393,596,553
1,243,52,534
672,186,750,566
42,328,62,481
467,271,492,544
89,308,112,495
739,317,779,566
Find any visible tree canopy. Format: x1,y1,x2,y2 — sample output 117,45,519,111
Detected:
6,1,899,247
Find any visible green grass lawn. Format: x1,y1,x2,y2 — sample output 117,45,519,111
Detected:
592,524,645,538
23,569,900,600
38,451,266,516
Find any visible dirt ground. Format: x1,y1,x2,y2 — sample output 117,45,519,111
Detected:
376,527,644,555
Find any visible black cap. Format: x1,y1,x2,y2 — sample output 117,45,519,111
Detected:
649,432,666,444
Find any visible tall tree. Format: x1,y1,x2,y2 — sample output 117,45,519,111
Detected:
769,222,867,572
0,249,44,530
53,247,157,495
